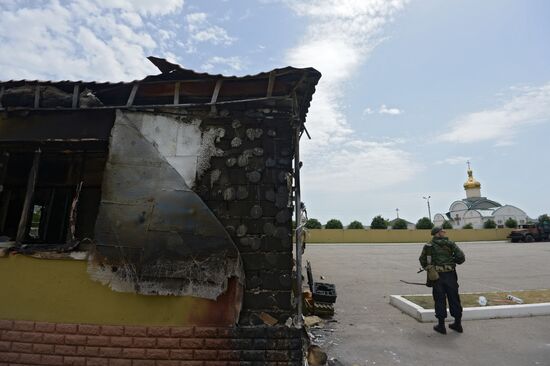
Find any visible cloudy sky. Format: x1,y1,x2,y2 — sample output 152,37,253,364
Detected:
1,0,549,225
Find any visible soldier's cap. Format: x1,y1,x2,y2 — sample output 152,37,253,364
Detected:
431,226,443,236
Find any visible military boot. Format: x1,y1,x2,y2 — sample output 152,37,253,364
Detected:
433,318,446,334
449,318,463,333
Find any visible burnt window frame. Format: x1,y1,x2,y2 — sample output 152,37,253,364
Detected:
0,143,107,250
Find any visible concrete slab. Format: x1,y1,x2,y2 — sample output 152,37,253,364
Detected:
303,241,550,366
390,294,550,322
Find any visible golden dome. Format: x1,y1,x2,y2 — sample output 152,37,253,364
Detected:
463,168,481,190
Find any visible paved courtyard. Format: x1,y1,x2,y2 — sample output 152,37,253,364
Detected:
303,241,550,366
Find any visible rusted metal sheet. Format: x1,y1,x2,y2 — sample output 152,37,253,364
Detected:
90,110,244,301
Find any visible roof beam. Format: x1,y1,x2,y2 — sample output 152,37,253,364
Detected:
126,83,139,107
210,79,223,113
72,84,80,109
173,82,180,105
267,71,276,97
34,85,40,108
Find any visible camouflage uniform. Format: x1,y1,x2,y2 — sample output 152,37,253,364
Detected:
419,229,465,334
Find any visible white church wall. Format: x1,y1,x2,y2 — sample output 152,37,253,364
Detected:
463,210,483,229
493,205,529,226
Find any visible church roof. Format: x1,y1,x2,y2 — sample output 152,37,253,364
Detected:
462,197,502,210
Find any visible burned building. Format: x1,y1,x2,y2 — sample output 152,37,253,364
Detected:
0,57,320,365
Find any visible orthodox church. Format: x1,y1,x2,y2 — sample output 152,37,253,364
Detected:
433,163,529,229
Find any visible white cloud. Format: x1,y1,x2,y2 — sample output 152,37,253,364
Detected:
363,104,403,116
186,12,236,46
302,139,421,193
439,83,550,145
202,56,243,73
435,156,471,165
379,104,403,115
0,0,185,81
283,0,415,193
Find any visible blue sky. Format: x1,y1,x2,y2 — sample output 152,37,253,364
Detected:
1,0,549,226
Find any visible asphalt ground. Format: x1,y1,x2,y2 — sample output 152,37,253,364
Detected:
303,241,550,366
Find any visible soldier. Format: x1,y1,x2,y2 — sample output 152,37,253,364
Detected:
419,226,466,334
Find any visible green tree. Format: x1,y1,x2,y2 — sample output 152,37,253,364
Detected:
462,223,473,229
304,218,322,229
325,219,343,229
370,215,388,229
442,221,453,229
415,217,434,230
538,214,550,224
505,218,518,228
348,220,364,229
483,219,497,229
392,218,408,230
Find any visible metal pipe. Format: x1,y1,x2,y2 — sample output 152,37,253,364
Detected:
294,125,303,327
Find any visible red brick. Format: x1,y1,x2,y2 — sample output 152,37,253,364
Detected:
77,346,99,356
23,331,43,343
179,362,204,366
13,321,34,332
1,331,23,342
99,347,122,357
218,350,241,361
0,340,10,351
56,324,78,334
33,343,55,354
194,328,217,338
156,338,179,349
131,361,154,366
145,348,169,359
43,333,65,345
156,361,179,366
35,322,56,333
146,327,171,337
204,339,230,350
78,325,100,335
55,345,77,355
63,355,86,365
86,357,109,366
204,362,227,366
194,350,218,361
180,339,203,349
100,326,124,336
169,349,194,360
121,348,146,359
11,342,33,353
108,359,131,366
19,354,40,364
87,336,110,347
109,337,132,347
0,320,14,330
0,352,20,362
170,327,194,338
132,337,156,348
216,329,237,338
123,327,147,337
41,355,64,365
65,335,86,346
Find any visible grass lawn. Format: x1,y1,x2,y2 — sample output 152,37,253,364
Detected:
403,289,550,309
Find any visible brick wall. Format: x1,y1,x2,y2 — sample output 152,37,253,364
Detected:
0,320,302,365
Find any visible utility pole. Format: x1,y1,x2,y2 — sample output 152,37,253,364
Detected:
396,208,399,218
422,195,432,222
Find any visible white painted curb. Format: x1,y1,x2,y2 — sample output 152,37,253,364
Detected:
389,294,550,322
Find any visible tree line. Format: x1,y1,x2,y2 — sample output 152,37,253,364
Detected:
302,214,550,230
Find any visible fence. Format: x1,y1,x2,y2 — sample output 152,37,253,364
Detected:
305,228,513,243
